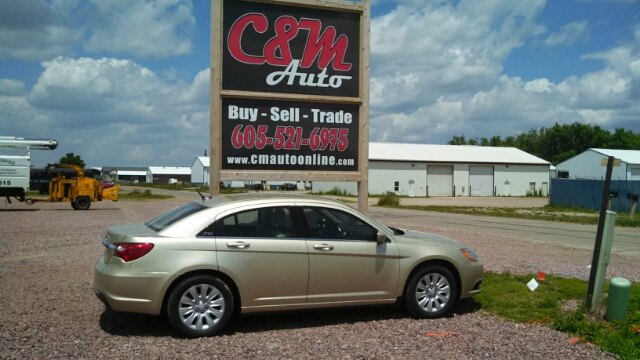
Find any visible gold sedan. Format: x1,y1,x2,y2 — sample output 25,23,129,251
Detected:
94,194,483,337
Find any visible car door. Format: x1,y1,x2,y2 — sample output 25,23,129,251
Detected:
214,206,309,309
299,205,400,304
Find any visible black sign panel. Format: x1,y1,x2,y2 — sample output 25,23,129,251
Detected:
222,0,360,97
222,98,359,171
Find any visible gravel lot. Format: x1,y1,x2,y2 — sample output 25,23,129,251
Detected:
1,196,634,359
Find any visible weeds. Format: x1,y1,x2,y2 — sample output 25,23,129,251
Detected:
476,272,640,359
311,187,355,197
120,189,173,200
377,193,400,206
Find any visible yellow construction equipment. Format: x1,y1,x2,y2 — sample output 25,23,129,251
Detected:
47,163,118,210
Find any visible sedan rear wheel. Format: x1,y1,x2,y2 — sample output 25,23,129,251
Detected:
404,265,457,318
167,275,234,338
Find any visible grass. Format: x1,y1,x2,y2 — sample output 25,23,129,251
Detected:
121,182,248,194
310,186,356,197
475,272,640,359
121,182,201,191
119,189,173,200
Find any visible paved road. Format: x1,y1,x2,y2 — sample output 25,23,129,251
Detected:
366,206,640,257
121,186,640,257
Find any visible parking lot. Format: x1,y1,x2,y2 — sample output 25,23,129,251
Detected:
1,196,634,359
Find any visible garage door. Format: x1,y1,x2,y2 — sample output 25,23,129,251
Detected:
631,167,640,180
427,165,453,196
469,166,493,196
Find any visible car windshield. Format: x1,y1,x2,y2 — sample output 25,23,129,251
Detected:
145,202,208,231
351,210,394,236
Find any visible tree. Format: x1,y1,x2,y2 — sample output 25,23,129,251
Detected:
58,153,86,168
447,135,468,145
448,123,640,164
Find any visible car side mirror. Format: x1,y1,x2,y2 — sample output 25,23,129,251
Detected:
376,232,387,243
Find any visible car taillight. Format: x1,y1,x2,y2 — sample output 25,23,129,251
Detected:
114,243,154,262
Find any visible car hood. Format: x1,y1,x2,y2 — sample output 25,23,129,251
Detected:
393,229,467,248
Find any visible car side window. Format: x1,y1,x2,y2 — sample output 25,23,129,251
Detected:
256,207,294,238
302,207,376,241
205,207,294,238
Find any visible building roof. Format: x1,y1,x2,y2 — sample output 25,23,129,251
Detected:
192,143,550,168
193,156,209,167
148,166,191,175
102,166,149,172
590,149,640,165
117,170,147,176
369,142,550,165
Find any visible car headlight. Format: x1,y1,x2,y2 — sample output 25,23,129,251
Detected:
460,248,478,261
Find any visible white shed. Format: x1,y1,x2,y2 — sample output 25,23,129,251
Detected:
191,156,210,185
313,142,551,197
556,149,640,181
146,166,191,184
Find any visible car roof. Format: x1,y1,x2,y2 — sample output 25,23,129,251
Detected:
200,193,347,208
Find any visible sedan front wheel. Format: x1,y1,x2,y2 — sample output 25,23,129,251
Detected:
404,265,458,318
167,275,234,338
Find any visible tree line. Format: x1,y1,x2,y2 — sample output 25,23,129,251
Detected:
447,122,640,165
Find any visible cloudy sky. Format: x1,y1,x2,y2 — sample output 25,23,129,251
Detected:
1,0,639,167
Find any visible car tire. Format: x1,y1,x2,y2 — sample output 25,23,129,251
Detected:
71,201,78,210
74,196,91,210
404,265,458,318
167,275,234,338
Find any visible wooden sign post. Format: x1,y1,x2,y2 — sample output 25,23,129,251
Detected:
210,0,371,211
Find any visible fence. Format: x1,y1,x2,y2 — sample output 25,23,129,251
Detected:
550,179,640,212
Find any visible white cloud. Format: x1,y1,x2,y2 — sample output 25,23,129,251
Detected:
0,0,82,60
369,0,546,114
3,56,210,166
0,79,26,96
0,0,195,61
3,0,640,168
367,0,640,145
84,0,195,58
0,94,52,136
544,21,588,46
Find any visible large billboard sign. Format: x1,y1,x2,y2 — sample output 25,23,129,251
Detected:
211,0,370,210
222,97,359,171
223,1,360,97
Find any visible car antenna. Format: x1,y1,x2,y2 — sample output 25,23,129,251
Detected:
195,188,208,201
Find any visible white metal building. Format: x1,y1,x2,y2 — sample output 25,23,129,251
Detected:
191,157,211,185
313,142,551,197
146,166,191,184
102,166,148,183
190,156,300,187
555,149,640,180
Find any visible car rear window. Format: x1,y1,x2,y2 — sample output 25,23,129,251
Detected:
145,202,208,231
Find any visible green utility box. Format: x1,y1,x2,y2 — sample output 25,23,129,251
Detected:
605,277,631,321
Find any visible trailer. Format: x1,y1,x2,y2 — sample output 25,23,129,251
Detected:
46,163,119,210
1,137,118,209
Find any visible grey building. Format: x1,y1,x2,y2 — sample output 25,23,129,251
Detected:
555,149,640,180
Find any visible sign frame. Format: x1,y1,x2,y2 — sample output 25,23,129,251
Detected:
210,0,371,211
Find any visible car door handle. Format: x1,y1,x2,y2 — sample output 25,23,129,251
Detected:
227,242,250,249
313,244,334,251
